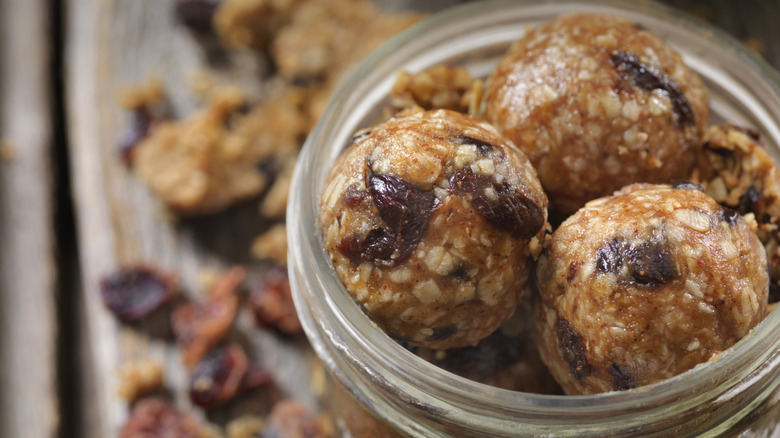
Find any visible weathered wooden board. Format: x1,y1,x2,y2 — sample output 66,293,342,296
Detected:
0,0,58,437
65,1,314,437
63,0,780,437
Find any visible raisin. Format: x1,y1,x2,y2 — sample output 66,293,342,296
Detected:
453,134,497,155
448,265,471,281
341,184,365,209
595,237,625,274
174,0,219,33
242,362,274,391
608,363,636,391
448,170,544,239
721,207,741,226
596,238,677,287
171,267,244,366
430,325,458,341
250,266,302,335
100,266,179,322
628,241,678,287
671,180,703,191
730,124,762,143
189,344,248,409
610,51,695,127
557,318,591,380
261,401,325,438
365,172,438,264
119,398,201,438
736,186,761,215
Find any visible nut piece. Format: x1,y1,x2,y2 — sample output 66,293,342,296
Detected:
535,184,768,394
263,401,325,438
319,108,548,349
482,13,709,214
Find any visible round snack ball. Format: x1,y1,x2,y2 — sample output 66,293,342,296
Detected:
319,108,548,349
535,183,768,394
482,13,709,215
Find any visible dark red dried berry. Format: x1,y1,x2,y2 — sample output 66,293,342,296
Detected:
174,0,219,33
250,267,302,335
119,398,201,438
261,401,325,438
242,362,274,391
453,134,497,155
449,170,544,239
100,266,179,322
189,344,248,409
557,318,590,381
610,51,694,127
737,185,761,215
172,267,244,366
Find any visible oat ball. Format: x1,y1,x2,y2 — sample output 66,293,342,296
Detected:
535,183,768,394
319,108,548,349
482,13,709,215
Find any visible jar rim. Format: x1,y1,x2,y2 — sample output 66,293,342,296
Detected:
288,0,780,433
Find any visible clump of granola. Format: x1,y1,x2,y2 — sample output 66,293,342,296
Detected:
389,64,482,116
117,359,165,401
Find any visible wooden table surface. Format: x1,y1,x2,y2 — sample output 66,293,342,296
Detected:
1,1,778,437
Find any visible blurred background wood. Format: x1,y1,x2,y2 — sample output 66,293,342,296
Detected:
0,0,58,437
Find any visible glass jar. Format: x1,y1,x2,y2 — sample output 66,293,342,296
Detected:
287,1,780,436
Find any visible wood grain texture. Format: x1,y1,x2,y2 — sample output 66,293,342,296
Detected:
0,0,58,437
66,1,311,437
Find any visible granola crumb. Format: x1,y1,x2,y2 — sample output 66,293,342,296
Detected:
251,223,288,265
226,415,265,438
0,139,17,162
117,359,164,401
118,77,165,111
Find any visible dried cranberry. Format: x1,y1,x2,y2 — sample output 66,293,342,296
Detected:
100,266,179,322
119,398,201,438
174,0,219,33
172,267,244,366
250,267,302,335
242,362,274,391
262,401,325,438
189,344,248,409
448,170,544,239
610,51,694,127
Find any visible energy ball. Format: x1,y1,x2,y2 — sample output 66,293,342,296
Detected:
482,13,709,215
319,108,548,349
535,183,768,395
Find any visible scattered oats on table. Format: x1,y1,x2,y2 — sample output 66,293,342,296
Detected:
535,183,768,395
319,108,548,349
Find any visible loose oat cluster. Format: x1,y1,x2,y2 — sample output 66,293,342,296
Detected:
482,14,710,215
318,12,775,395
535,184,768,394
319,108,548,349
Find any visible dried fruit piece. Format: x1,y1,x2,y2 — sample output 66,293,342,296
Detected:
189,344,248,409
557,318,591,381
611,51,695,127
250,267,302,335
172,267,245,366
100,266,179,322
119,398,201,438
262,400,325,438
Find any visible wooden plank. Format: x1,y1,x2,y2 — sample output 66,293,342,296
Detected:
65,1,313,437
0,0,58,437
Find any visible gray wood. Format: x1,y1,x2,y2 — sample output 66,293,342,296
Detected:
0,0,58,437
65,1,311,437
